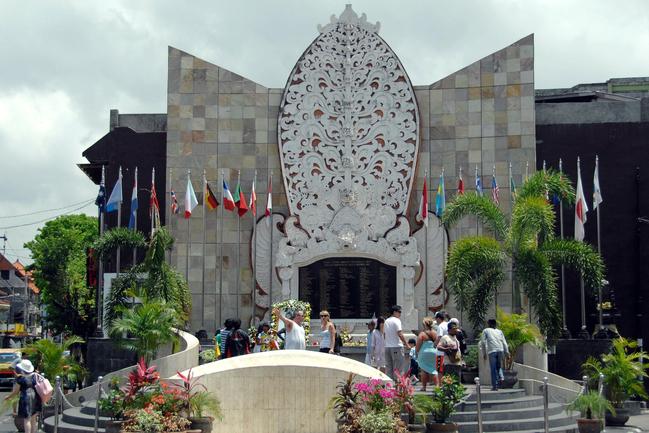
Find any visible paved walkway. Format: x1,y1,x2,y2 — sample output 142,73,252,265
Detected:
605,410,649,432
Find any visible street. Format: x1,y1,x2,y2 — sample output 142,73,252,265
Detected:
0,387,16,432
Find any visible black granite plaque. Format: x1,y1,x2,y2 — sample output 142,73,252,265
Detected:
299,258,396,319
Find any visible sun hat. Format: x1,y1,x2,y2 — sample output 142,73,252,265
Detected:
16,359,34,374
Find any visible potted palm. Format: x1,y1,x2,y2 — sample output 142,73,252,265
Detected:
460,346,479,384
582,337,649,426
175,369,222,433
497,308,544,388
567,391,614,433
415,374,466,433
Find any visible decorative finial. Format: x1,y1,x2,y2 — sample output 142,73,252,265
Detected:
318,4,381,34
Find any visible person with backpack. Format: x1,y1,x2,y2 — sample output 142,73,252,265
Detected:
4,359,41,433
318,310,336,354
224,319,251,358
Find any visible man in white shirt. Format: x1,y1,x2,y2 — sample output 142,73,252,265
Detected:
384,305,409,380
435,311,448,338
273,307,306,350
479,318,509,391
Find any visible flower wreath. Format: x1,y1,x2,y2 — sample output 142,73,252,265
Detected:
271,299,312,346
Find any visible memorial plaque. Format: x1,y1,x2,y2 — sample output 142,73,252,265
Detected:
299,258,396,319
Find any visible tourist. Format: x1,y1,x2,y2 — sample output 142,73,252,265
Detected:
318,310,336,354
4,359,41,433
434,311,448,339
218,318,234,359
384,305,409,380
416,317,439,392
450,318,468,355
273,307,306,350
371,316,386,372
437,321,462,379
254,322,272,353
224,318,250,358
479,318,509,391
364,319,375,365
407,338,419,384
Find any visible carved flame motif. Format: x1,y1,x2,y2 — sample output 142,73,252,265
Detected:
278,5,419,237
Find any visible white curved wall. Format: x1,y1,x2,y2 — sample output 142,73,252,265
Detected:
175,350,389,433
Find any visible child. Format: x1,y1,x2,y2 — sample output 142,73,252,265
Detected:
407,338,419,383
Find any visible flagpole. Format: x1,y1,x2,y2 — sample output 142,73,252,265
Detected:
440,168,446,310
559,158,570,338
423,169,429,315
132,167,138,266
252,170,258,325
595,155,604,333
186,170,191,283
201,170,207,328
116,166,122,276
475,165,480,236
218,170,225,328
96,166,106,336
576,157,589,339
151,168,155,236
269,170,274,311
236,170,241,319
427,135,432,316
493,165,498,315
167,168,172,265
509,162,515,314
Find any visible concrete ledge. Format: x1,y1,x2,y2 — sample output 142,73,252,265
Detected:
514,362,581,404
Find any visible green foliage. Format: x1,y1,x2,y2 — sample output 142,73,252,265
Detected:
416,375,466,424
463,346,479,370
24,214,98,337
358,410,396,433
189,391,222,419
103,227,191,332
443,170,605,339
109,300,180,363
412,394,436,424
497,309,544,370
327,373,360,420
446,237,506,331
567,391,614,420
93,228,146,260
98,378,126,420
582,337,649,407
199,349,216,363
23,335,85,381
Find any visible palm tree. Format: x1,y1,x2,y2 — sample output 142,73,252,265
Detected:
109,299,181,363
442,170,604,339
94,227,191,332
24,335,85,381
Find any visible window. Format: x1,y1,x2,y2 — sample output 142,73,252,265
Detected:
0,270,9,280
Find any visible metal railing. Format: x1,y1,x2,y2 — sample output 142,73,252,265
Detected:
473,377,484,433
52,374,105,433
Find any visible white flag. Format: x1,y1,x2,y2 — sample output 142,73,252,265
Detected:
184,173,198,219
593,156,603,209
575,158,588,242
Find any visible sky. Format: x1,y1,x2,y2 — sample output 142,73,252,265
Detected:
1,0,648,264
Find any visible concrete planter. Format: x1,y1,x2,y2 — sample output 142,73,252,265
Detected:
425,422,458,433
500,370,518,388
576,418,603,433
188,416,214,433
605,408,630,427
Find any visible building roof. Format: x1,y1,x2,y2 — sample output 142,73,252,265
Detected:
0,254,39,294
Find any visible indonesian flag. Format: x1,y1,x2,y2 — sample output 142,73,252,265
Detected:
458,170,465,195
184,174,198,219
265,175,272,225
222,179,236,211
150,168,160,233
234,181,248,217
249,178,257,216
574,158,588,241
417,179,428,226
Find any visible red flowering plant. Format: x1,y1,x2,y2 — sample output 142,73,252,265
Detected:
393,369,415,417
354,378,397,413
174,368,222,420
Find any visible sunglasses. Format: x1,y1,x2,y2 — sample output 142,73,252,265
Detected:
320,315,329,318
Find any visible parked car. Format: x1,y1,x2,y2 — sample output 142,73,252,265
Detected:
0,349,21,387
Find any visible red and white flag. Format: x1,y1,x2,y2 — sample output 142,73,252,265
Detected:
150,168,160,234
265,174,273,225
417,178,428,226
249,176,257,217
458,167,465,195
184,173,198,219
574,157,589,241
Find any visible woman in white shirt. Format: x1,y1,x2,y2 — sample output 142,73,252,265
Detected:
371,316,386,373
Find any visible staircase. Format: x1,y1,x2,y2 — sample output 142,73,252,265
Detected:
43,401,109,433
451,386,577,433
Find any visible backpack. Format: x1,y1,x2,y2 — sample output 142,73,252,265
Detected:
33,373,53,404
334,333,343,353
225,329,250,358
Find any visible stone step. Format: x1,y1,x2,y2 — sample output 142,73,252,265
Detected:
62,406,111,428
464,387,527,401
452,402,565,422
457,395,545,411
43,416,105,433
79,401,99,416
456,411,578,433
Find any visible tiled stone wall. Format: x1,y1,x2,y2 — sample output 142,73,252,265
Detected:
409,34,536,318
166,47,285,332
167,34,535,332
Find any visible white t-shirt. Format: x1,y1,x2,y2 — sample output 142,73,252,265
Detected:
384,316,403,347
284,323,306,350
437,321,448,337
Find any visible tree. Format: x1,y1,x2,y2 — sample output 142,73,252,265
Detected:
24,214,98,337
443,170,605,339
24,335,86,381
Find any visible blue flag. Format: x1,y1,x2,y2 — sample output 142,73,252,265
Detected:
128,168,138,229
106,169,123,213
435,172,445,217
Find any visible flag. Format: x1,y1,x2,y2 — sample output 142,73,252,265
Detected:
95,166,106,212
593,156,603,209
265,174,273,225
435,172,445,217
150,169,160,233
205,182,219,210
128,168,139,229
234,180,248,217
170,188,179,214
458,170,465,195
510,173,517,201
223,179,236,211
575,158,588,241
475,166,483,196
184,174,198,219
417,178,428,226
106,168,123,213
249,177,257,216
491,169,500,204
